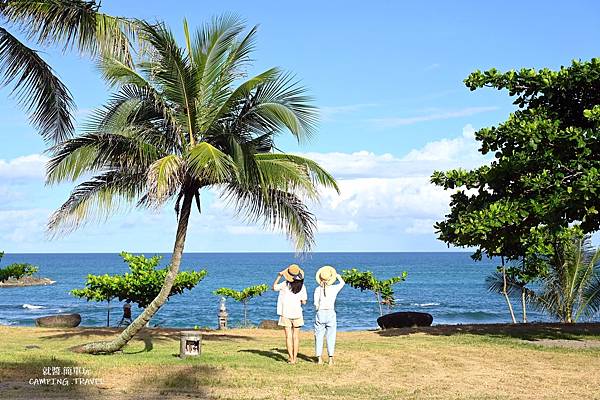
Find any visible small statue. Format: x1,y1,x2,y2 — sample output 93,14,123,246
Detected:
218,297,228,330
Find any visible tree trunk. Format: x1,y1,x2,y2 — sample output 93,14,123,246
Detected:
521,288,527,323
501,262,517,324
82,192,194,354
243,301,248,327
376,291,383,317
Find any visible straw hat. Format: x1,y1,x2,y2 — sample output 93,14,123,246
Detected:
316,265,337,286
282,264,304,282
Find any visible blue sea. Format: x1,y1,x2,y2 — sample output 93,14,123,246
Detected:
0,252,551,330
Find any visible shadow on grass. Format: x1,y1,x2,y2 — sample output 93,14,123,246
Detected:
0,357,105,399
376,322,600,341
41,327,255,343
121,364,219,399
239,348,316,363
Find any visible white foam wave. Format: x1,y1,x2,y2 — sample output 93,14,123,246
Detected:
22,304,45,310
413,302,440,307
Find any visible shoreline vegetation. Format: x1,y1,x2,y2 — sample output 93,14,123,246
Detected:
1,323,600,399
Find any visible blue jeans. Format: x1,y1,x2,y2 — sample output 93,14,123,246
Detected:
314,309,337,357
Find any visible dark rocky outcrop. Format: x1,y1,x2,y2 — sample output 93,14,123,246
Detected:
377,311,433,329
258,319,282,330
35,313,81,328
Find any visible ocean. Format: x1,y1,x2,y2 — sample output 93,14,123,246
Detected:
0,252,550,330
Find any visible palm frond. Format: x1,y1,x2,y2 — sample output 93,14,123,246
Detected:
185,142,237,183
139,20,196,142
255,153,339,194
0,0,138,65
221,185,316,252
0,27,73,143
46,132,160,184
48,170,146,236
146,154,183,207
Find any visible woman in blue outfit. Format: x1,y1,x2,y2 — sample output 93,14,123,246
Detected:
313,265,344,366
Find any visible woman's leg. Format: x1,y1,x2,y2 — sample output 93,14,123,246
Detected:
325,311,337,365
292,327,301,363
314,312,326,363
284,326,293,363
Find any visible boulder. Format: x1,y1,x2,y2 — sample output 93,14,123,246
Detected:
35,313,81,328
377,311,433,329
258,319,282,330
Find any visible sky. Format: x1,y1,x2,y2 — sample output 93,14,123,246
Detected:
1,0,599,253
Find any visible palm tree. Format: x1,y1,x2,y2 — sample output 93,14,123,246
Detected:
46,16,339,354
486,269,534,323
0,0,137,143
531,234,600,323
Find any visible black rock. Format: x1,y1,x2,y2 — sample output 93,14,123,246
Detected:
377,311,433,329
35,313,81,328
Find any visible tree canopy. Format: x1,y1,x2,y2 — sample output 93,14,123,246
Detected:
432,59,600,262
71,252,206,308
341,268,407,316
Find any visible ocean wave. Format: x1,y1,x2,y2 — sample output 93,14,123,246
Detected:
412,302,440,307
22,304,45,310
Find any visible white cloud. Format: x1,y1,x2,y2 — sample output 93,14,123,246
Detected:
0,208,49,243
317,220,358,233
369,106,498,127
302,124,489,236
405,219,437,234
0,154,48,181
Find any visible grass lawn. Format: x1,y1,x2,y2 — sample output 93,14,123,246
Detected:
1,324,600,399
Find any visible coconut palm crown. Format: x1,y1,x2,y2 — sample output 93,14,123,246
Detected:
46,16,339,353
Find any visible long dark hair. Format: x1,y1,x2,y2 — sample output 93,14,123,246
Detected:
287,279,304,294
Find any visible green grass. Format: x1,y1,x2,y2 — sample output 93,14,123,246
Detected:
1,324,600,399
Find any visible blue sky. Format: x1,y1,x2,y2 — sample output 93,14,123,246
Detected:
1,0,599,253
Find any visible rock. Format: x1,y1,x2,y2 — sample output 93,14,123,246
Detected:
377,311,433,329
0,276,55,288
35,313,81,328
258,319,281,330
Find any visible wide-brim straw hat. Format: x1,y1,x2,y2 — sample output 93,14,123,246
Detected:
282,264,304,282
316,265,337,286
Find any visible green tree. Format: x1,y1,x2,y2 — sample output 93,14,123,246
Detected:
70,275,119,327
0,0,137,143
71,252,206,327
531,233,600,323
214,284,269,327
0,262,38,282
47,16,338,354
341,268,407,317
432,59,600,322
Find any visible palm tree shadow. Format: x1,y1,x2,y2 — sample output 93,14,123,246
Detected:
238,348,316,363
124,334,153,354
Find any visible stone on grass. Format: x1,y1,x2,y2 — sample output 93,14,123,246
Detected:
377,311,433,329
35,313,81,328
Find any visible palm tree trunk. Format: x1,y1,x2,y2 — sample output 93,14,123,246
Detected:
521,288,527,323
501,261,517,324
81,192,194,354
376,291,383,317
243,301,248,327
